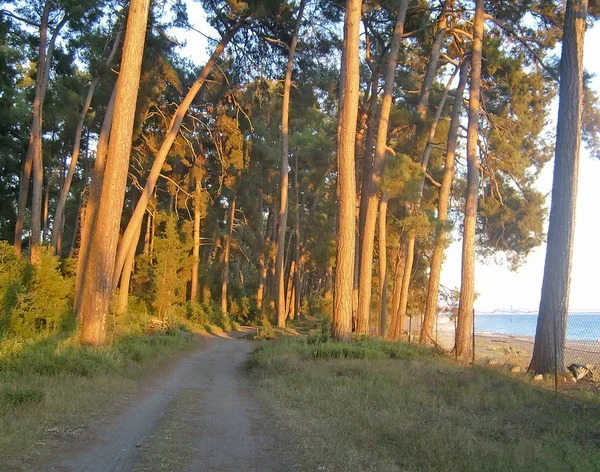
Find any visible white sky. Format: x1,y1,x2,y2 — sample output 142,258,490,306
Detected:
172,6,600,313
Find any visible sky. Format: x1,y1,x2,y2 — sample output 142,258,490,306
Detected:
441,25,600,312
171,6,600,313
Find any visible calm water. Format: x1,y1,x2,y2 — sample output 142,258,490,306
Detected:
474,314,600,342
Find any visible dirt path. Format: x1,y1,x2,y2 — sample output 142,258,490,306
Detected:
49,330,286,472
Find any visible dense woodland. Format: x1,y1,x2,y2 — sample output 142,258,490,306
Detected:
1,0,599,373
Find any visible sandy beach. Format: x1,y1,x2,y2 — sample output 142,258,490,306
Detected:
407,316,600,370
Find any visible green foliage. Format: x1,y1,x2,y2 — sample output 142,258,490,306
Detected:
183,301,235,331
2,247,72,339
152,214,191,319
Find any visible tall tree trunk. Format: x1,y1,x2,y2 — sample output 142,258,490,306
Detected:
456,0,484,361
276,0,306,328
116,225,140,314
391,234,414,340
416,0,451,119
42,173,51,243
79,0,150,345
74,85,117,319
221,197,236,314
529,0,587,374
190,178,202,302
14,0,51,257
378,193,389,337
51,28,123,253
395,63,459,339
143,210,152,255
30,14,67,263
285,259,296,320
332,0,362,342
112,22,244,288
357,1,409,334
421,58,469,345
388,239,407,339
294,157,302,319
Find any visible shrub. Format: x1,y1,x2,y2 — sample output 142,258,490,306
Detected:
8,248,72,339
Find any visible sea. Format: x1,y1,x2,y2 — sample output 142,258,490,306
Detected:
474,313,600,342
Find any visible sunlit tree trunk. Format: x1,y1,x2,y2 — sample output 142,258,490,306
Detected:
74,86,117,320
276,0,306,328
396,63,459,340
30,14,67,263
456,0,484,361
112,22,244,288
79,0,151,345
14,0,51,257
190,178,202,302
421,58,469,345
378,193,389,337
332,0,362,342
530,0,587,374
357,0,408,334
221,197,236,314
51,29,123,253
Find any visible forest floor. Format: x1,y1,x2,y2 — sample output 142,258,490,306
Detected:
20,329,288,472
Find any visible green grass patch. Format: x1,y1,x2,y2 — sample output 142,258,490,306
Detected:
249,338,600,472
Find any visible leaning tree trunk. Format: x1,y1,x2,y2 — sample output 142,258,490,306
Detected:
529,0,587,374
357,0,409,335
14,0,51,257
51,28,123,253
276,0,306,328
221,197,236,314
456,0,484,361
78,0,150,346
112,22,244,290
421,58,469,345
332,0,362,342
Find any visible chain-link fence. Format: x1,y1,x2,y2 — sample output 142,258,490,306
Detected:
404,310,600,378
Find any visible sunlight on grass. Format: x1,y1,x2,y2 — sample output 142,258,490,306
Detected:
249,338,600,472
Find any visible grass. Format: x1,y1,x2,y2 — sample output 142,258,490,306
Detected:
248,337,600,472
0,328,198,471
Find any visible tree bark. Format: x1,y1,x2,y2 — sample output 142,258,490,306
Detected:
221,197,236,314
51,28,123,253
529,0,587,374
416,0,450,119
357,0,408,334
332,0,362,342
74,84,117,320
190,178,202,302
112,22,244,289
276,0,306,328
378,193,389,337
456,0,484,361
396,63,459,340
79,0,150,345
30,14,67,264
14,0,51,257
421,58,469,345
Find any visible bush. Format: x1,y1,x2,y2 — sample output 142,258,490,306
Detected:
6,248,72,339
0,241,26,327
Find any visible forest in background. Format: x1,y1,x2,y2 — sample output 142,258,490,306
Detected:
1,0,599,374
